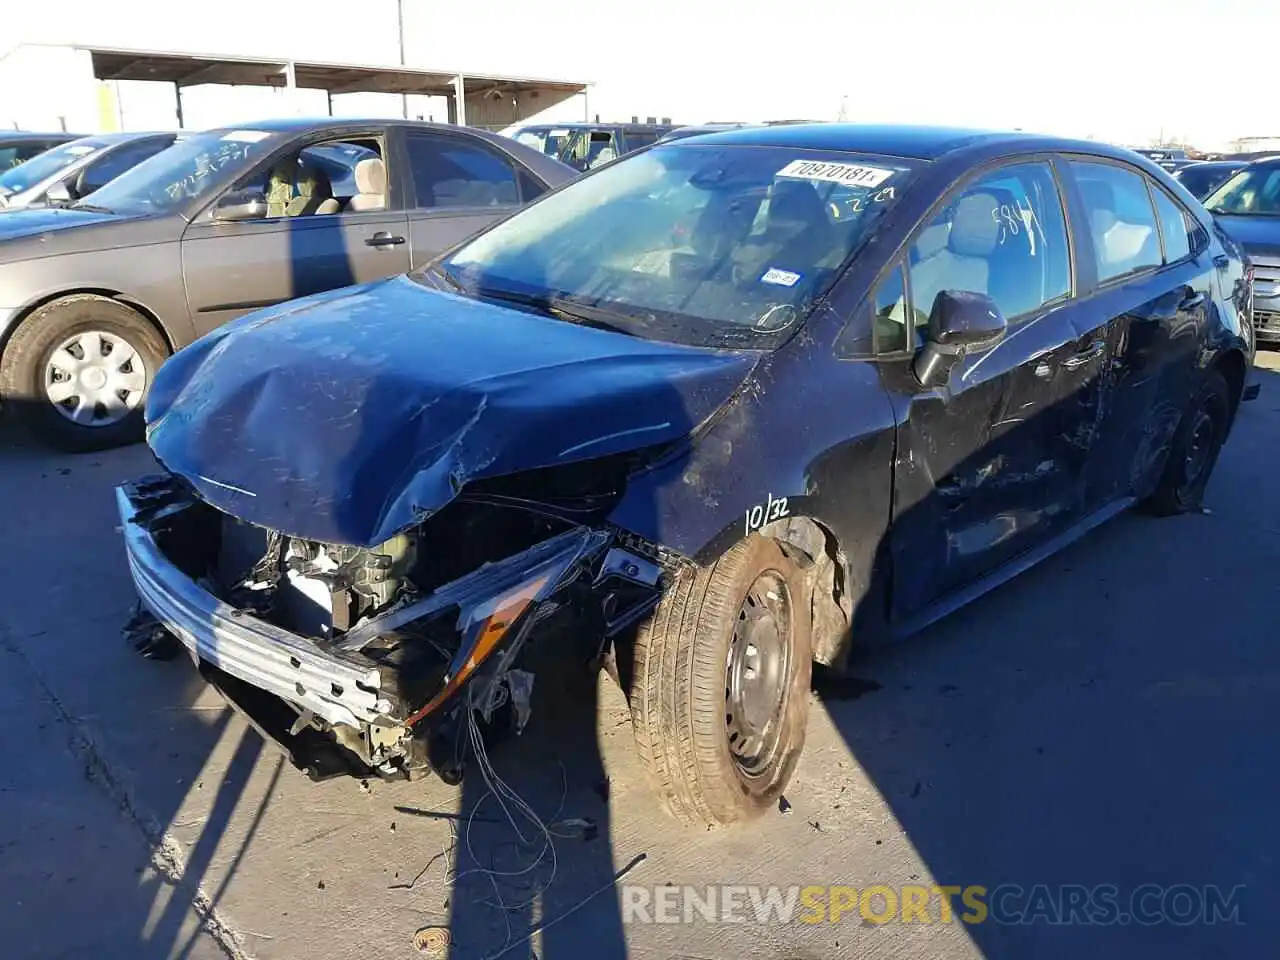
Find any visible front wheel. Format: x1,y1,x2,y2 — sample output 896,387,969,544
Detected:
0,295,168,452
1144,371,1231,516
630,535,812,826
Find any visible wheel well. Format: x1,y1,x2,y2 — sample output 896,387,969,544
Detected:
759,515,853,669
1213,349,1247,424
1,289,176,361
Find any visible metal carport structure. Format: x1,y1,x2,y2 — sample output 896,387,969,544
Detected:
82,46,590,129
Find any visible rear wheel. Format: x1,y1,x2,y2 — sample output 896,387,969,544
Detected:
631,535,812,826
1144,371,1230,515
0,295,167,452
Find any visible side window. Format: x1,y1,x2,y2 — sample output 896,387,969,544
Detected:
1069,161,1162,282
404,133,518,209
871,264,909,353
78,140,169,195
238,138,384,218
907,161,1070,330
1149,185,1194,263
517,170,546,202
563,130,619,170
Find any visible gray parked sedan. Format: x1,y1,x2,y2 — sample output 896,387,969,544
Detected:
0,132,179,211
0,118,575,450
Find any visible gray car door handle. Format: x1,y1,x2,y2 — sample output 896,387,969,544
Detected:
1062,342,1106,369
365,231,406,248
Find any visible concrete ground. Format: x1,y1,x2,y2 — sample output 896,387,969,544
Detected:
3,354,1279,960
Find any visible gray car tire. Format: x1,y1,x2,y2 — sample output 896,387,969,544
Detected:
0,294,168,452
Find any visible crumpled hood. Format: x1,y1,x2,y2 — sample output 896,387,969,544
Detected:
1214,215,1280,263
146,275,758,547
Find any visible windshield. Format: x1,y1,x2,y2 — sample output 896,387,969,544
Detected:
512,126,577,158
433,144,918,348
1204,164,1280,216
81,129,279,216
0,140,102,195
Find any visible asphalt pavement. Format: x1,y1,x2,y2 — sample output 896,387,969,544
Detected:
2,354,1278,960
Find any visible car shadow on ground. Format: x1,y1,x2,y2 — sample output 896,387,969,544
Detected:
2,360,1279,959
802,361,1280,958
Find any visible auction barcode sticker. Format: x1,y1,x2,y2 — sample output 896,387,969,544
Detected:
776,159,895,188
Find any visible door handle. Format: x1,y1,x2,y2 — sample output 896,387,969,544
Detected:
1213,254,1230,269
1062,341,1107,370
365,232,406,248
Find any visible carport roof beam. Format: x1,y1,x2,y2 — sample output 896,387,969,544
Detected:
74,45,588,107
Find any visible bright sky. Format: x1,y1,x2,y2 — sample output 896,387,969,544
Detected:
4,0,1277,150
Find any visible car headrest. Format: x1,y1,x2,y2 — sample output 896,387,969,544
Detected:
295,163,332,199
768,180,825,229
1081,179,1118,234
354,157,386,195
948,192,1000,257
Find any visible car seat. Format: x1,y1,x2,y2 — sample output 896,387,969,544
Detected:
286,164,340,216
347,157,386,211
910,191,1000,320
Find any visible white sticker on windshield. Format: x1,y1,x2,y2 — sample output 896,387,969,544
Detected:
549,129,569,137
777,159,895,188
67,145,95,156
221,130,271,143
761,267,801,287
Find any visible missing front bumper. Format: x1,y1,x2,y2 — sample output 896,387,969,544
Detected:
116,474,662,779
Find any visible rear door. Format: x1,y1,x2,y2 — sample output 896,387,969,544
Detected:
398,128,528,269
1058,158,1214,508
181,129,410,336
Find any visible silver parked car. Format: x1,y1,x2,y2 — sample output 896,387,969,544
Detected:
0,132,179,211
0,118,575,451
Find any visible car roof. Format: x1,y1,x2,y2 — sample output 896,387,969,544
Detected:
661,123,1130,162
0,131,83,144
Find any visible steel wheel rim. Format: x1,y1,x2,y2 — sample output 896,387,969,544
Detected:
725,570,791,776
1182,403,1218,489
43,330,148,427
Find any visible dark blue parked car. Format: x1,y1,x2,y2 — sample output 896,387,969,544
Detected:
117,124,1255,826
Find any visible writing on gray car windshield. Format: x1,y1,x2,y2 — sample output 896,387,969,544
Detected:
434,144,917,349
78,129,278,215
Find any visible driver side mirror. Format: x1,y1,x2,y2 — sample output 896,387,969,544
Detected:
912,290,1007,388
45,181,73,206
213,189,268,222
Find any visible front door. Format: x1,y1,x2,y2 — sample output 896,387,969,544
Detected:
885,159,1110,621
180,134,410,336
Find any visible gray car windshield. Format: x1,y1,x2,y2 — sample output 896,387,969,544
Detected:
79,129,279,216
435,144,918,348
0,140,103,195
1204,164,1280,216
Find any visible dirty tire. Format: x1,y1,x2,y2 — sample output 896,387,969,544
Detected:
631,535,812,826
0,295,167,452
1144,371,1230,516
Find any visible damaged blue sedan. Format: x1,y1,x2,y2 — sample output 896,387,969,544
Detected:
117,125,1255,826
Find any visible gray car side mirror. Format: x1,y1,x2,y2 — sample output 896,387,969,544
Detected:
213,189,268,222
913,289,1008,388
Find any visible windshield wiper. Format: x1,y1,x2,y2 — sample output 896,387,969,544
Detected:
70,203,115,214
424,260,464,292
475,286,637,335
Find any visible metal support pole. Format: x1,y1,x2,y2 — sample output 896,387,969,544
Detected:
174,83,185,129
327,91,335,116
397,0,409,119
453,74,466,126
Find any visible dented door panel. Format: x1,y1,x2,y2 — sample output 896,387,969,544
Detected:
885,298,1101,619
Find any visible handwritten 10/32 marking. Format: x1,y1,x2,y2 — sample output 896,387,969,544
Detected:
745,494,790,536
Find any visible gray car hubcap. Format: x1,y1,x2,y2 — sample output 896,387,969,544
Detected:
44,330,148,427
